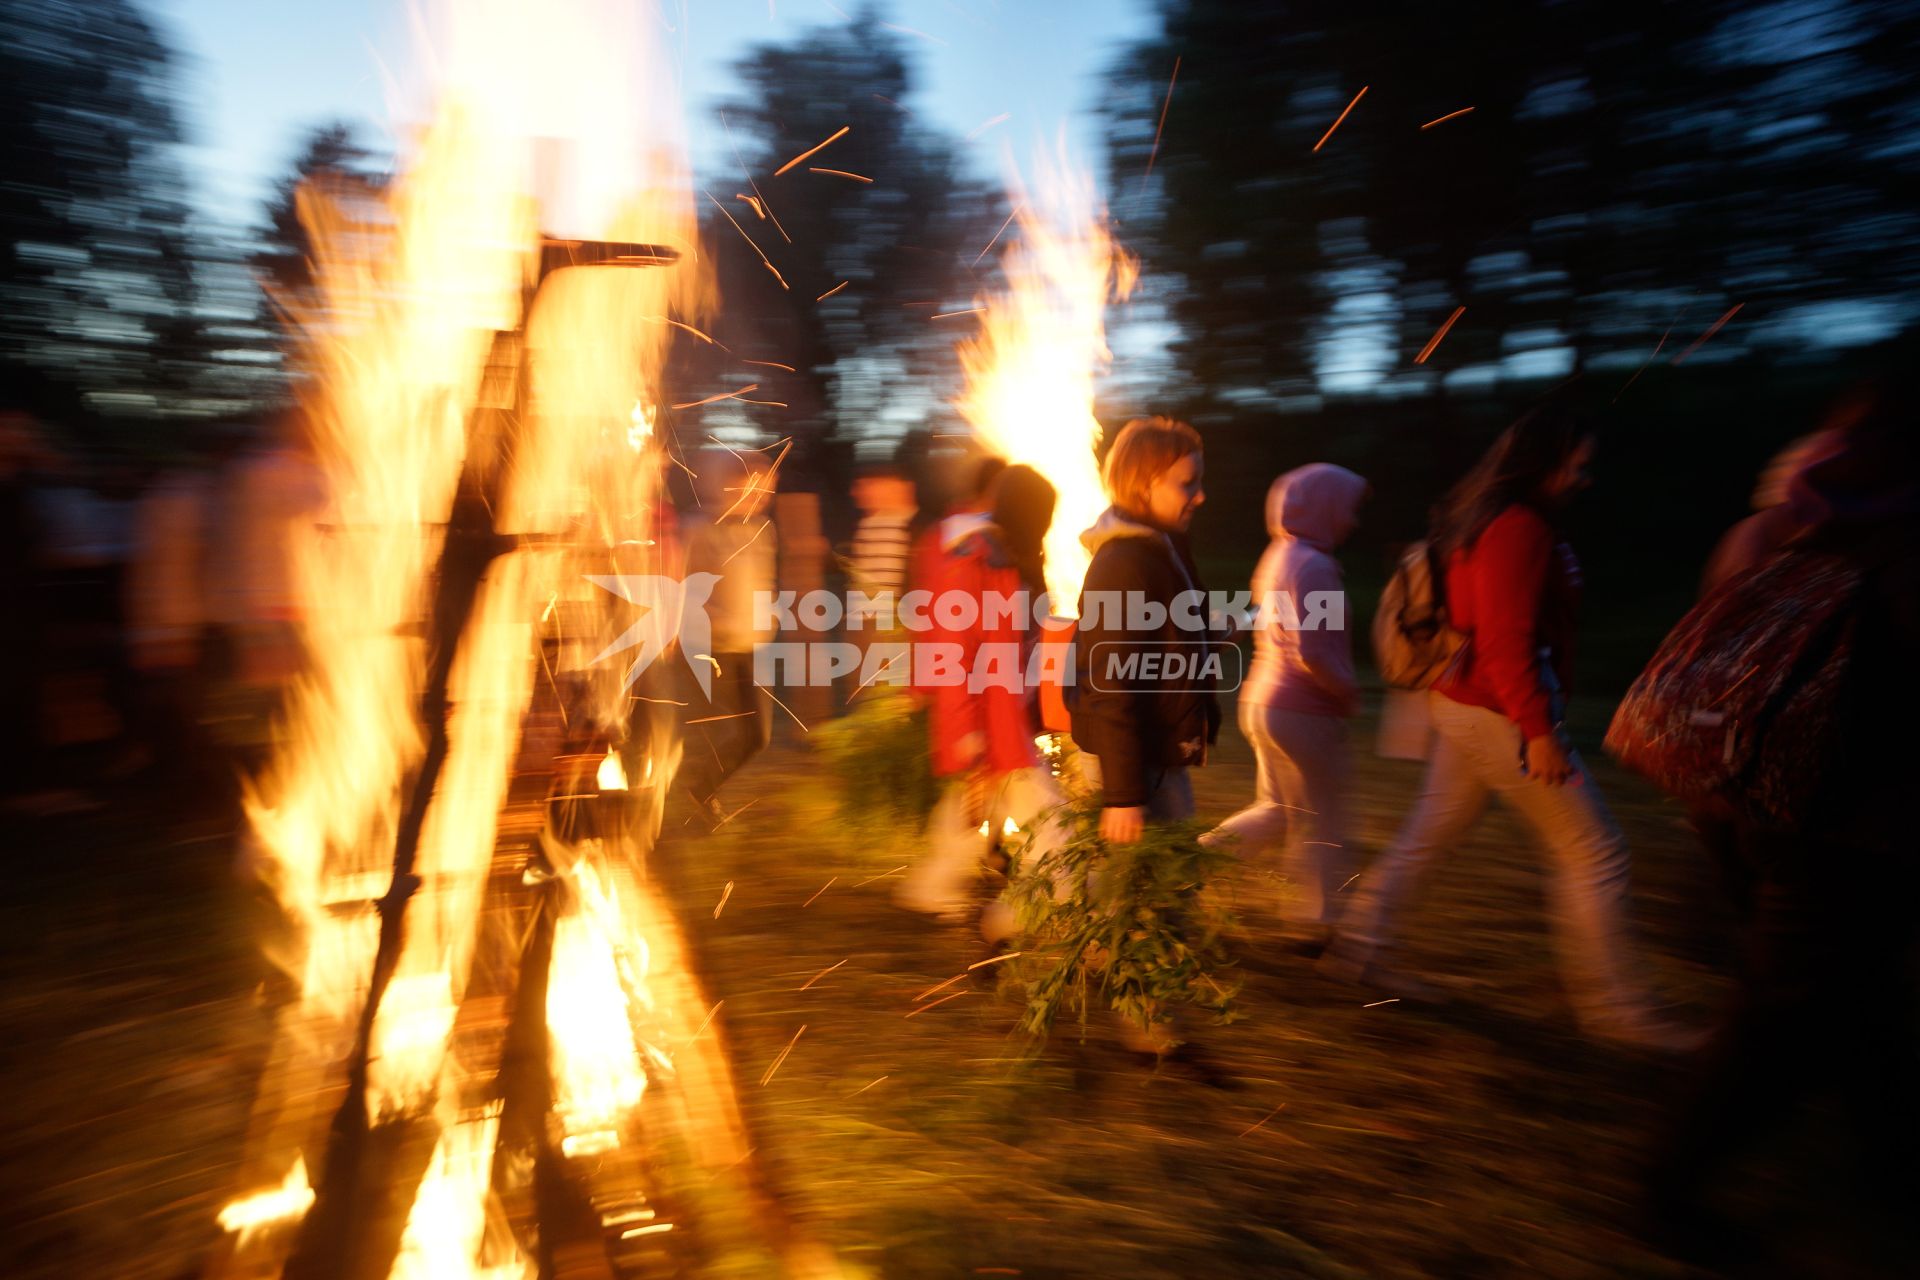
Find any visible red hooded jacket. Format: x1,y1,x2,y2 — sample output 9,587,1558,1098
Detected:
924,525,1042,779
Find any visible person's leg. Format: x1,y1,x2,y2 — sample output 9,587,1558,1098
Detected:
678,654,753,804
980,765,1072,943
1649,845,1821,1226
706,655,769,794
1328,694,1491,971
894,777,992,920
1453,703,1668,1037
1266,708,1351,932
1203,700,1291,857
1147,766,1195,822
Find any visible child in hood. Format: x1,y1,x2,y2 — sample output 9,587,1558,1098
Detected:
1206,463,1368,951
896,465,1066,924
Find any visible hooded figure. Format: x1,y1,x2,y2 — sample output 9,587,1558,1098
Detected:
1698,429,1841,598
1206,463,1367,941
896,465,1069,927
1244,463,1369,716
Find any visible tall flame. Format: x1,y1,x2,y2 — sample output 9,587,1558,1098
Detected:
216,1,772,1274
956,151,1137,611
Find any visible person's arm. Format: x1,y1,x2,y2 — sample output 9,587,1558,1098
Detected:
1472,508,1555,742
1291,553,1359,714
975,562,1041,775
1072,542,1152,810
929,551,987,774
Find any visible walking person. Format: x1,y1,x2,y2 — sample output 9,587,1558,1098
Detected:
910,452,1006,600
1072,416,1220,840
1205,464,1368,954
677,448,777,822
1323,406,1696,1050
1067,417,1237,1082
844,461,917,645
896,465,1064,926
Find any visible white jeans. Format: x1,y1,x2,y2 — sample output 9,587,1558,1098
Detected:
1208,701,1350,928
896,766,1069,919
1337,691,1659,1033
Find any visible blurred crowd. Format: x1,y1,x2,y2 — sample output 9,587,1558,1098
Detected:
1,410,322,815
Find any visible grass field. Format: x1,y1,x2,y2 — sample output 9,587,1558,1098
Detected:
0,689,1905,1278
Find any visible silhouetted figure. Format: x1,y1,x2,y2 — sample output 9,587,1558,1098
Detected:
897,464,1064,928
1646,373,1920,1260
677,449,777,822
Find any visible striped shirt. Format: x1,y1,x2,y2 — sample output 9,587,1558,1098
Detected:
848,510,915,625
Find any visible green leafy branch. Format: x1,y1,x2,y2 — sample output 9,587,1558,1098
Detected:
1003,786,1240,1045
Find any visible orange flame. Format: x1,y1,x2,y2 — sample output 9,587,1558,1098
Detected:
956,150,1136,611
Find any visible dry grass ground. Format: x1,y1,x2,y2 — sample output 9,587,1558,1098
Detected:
0,692,1904,1278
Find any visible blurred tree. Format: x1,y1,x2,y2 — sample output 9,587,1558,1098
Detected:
1108,0,1920,407
0,0,205,433
250,121,383,329
704,5,997,491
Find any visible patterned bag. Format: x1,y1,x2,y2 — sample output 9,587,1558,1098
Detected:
1372,540,1467,689
1604,550,1863,831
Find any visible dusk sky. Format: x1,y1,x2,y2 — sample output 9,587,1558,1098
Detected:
155,0,1158,223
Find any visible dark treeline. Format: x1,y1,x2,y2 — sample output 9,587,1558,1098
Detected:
1100,0,1920,685
4,0,1916,656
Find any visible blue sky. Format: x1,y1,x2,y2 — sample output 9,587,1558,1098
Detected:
153,0,1158,224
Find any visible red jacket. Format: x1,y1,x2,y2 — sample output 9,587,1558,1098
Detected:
925,527,1042,779
1434,504,1580,741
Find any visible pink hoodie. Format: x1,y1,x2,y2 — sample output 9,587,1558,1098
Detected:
1241,463,1368,717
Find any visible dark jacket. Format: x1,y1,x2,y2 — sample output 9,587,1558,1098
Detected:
1070,507,1222,808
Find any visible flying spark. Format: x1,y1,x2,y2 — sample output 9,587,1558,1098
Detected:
1420,106,1475,130
904,990,970,1017
1314,85,1369,152
973,204,1021,267
967,113,1011,141
808,167,873,183
775,125,849,176
1138,55,1183,194
1238,1103,1288,1138
1414,306,1466,364
879,21,947,46
1672,303,1744,365
759,1025,806,1085
705,190,789,288
673,384,759,410
797,958,849,991
817,280,850,301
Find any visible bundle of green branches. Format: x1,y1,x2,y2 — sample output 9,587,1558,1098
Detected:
811,682,940,825
1003,789,1240,1045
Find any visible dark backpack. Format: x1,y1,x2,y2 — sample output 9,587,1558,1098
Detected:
1371,540,1467,689
1604,549,1864,831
